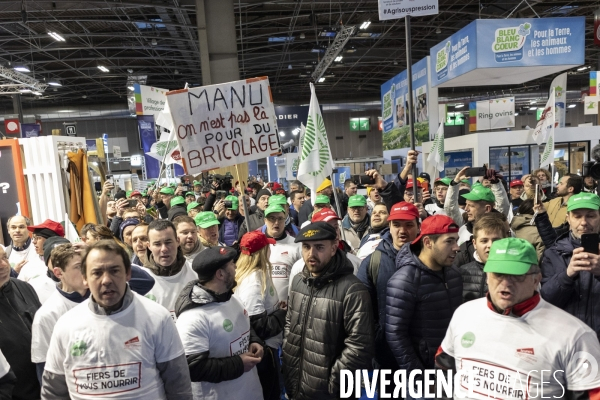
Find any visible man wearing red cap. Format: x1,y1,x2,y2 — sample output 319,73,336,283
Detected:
386,215,462,395
356,201,421,371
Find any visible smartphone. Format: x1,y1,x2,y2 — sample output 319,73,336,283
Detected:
581,233,600,255
223,200,233,208
351,175,376,185
216,190,227,199
181,185,189,192
105,174,113,184
534,184,539,205
463,166,487,177
127,199,138,208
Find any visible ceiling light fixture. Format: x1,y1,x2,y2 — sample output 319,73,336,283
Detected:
47,78,62,87
529,106,538,110
292,128,300,136
19,88,31,93
98,66,109,72
300,33,306,39
48,31,65,42
568,104,577,108
577,66,590,71
360,21,371,30
455,103,464,108
279,131,285,137
14,65,30,73
151,38,157,46
174,70,179,75
334,56,343,62
530,100,537,104
32,91,42,96
318,77,325,83
436,27,441,34
514,112,519,116
127,86,135,91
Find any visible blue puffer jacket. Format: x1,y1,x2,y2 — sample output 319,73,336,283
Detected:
356,231,399,369
540,232,600,338
386,244,463,373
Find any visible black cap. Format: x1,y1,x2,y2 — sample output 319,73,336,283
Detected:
192,246,237,283
294,222,337,243
256,189,271,200
419,172,431,182
43,236,71,266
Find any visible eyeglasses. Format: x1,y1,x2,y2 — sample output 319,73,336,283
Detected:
490,272,538,283
267,216,285,223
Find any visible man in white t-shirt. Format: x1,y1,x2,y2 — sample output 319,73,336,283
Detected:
259,204,302,300
436,237,600,400
175,246,264,400
142,219,197,318
5,215,37,275
41,239,192,400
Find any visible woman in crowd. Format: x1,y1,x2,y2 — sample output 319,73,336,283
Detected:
85,224,131,256
234,231,287,400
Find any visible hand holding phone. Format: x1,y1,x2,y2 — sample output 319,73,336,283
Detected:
581,233,600,255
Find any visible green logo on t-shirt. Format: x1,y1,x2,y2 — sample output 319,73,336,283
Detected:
70,341,88,356
461,332,476,348
145,293,157,302
269,286,274,296
223,319,233,332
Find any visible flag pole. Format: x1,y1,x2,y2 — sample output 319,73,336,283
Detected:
235,163,251,234
329,171,347,242
405,15,419,194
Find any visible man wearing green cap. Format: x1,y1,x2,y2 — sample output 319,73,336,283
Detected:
213,195,245,247
194,212,225,248
436,237,600,399
342,195,370,251
167,196,188,221
269,194,299,237
425,177,452,216
185,192,196,205
186,202,202,219
541,192,600,338
260,204,301,300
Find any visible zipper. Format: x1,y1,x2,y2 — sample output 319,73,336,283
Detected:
297,283,316,397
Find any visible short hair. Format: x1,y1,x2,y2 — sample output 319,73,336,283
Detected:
291,180,303,189
80,223,96,238
565,174,583,195
344,180,357,188
123,208,139,218
148,219,177,239
290,190,304,201
533,168,551,181
50,243,78,271
517,199,535,215
81,239,131,276
173,215,196,230
87,225,115,241
6,215,31,227
473,213,509,240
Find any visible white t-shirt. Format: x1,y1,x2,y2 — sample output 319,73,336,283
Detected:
31,288,80,363
268,235,302,301
0,349,9,379
234,270,282,349
44,294,185,400
176,294,263,400
425,202,447,216
18,256,55,303
441,297,600,400
8,243,39,269
17,256,48,282
142,260,197,320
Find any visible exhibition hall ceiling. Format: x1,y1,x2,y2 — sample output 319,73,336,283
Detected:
0,0,596,110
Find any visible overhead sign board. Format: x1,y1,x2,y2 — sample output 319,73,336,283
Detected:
468,97,515,131
349,118,371,131
134,84,169,119
378,0,438,21
65,124,77,136
430,17,585,88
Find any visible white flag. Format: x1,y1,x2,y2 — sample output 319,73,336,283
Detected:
427,123,445,172
540,129,555,168
145,129,182,166
297,83,334,198
532,89,556,145
64,213,82,242
550,73,567,128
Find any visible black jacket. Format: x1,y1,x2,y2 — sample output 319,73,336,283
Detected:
0,279,41,400
459,260,487,302
540,232,600,338
167,204,188,221
238,208,265,239
282,250,374,400
174,280,263,383
386,244,462,373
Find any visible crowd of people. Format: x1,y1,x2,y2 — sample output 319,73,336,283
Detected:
2,150,600,399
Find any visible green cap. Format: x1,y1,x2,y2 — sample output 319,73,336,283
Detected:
460,179,471,185
170,183,176,188
170,196,185,207
225,195,239,210
264,204,285,216
472,182,483,188
159,187,175,195
141,191,147,196
269,194,287,206
461,185,495,203
126,190,132,198
434,178,452,186
187,202,201,212
348,195,367,208
567,192,600,212
484,238,538,275
195,211,220,228
315,194,331,205
193,180,201,185
185,192,195,197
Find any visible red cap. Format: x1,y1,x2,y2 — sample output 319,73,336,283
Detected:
405,181,423,190
312,208,341,223
130,190,142,197
240,231,276,255
272,182,282,190
27,219,65,237
411,215,459,245
388,202,420,221
510,179,524,188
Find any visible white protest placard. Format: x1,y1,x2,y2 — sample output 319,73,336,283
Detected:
166,77,281,174
378,0,439,21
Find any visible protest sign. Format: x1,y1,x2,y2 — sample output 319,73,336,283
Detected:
166,77,281,174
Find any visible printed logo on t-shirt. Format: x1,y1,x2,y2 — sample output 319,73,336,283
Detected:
124,336,141,350
272,264,288,278
514,348,537,364
72,362,142,395
223,319,234,332
145,293,157,302
269,286,275,296
71,341,88,356
461,332,476,348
